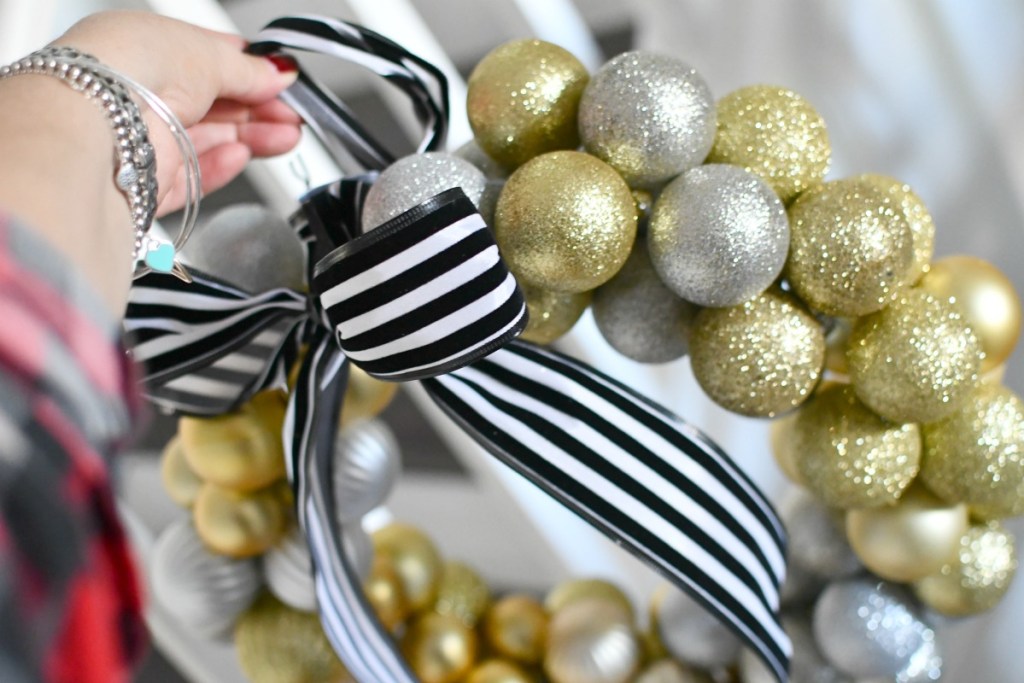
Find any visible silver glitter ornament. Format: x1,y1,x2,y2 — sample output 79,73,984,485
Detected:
780,488,861,579
812,579,928,679
361,152,486,231
655,585,741,669
859,631,943,683
333,419,401,524
181,203,305,293
264,523,375,613
739,613,853,683
648,164,789,307
579,51,716,188
151,518,262,638
592,241,699,363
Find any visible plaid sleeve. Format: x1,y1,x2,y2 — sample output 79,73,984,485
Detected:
0,214,145,683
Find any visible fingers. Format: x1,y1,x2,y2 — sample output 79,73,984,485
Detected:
188,121,302,158
204,99,302,125
156,143,253,217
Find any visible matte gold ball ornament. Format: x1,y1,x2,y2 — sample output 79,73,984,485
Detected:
467,39,589,169
372,523,443,613
913,522,1018,617
845,485,969,582
859,174,935,285
401,612,479,683
792,383,920,509
160,434,203,508
495,151,637,293
707,84,831,204
193,482,291,558
919,383,1024,518
918,255,1022,372
786,177,913,317
689,288,825,417
433,561,491,628
484,594,549,664
847,289,982,424
235,593,349,683
519,283,592,345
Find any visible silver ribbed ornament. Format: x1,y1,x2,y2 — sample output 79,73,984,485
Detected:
180,203,306,293
579,51,716,188
592,241,699,363
361,152,486,231
813,579,928,679
739,613,853,683
648,164,789,307
655,585,741,669
333,418,401,524
780,488,861,578
150,518,261,638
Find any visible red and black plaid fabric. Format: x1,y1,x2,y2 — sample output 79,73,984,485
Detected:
0,214,145,682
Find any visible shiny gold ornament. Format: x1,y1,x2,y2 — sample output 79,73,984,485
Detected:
495,151,637,293
633,660,711,683
544,598,640,683
341,364,399,427
914,522,1017,616
372,523,442,613
786,177,913,316
193,482,290,558
483,594,549,664
467,39,589,169
433,561,491,628
919,383,1024,518
847,289,982,424
519,284,592,345
544,578,634,621
466,659,534,683
689,288,825,417
845,485,968,582
919,255,1021,372
707,84,830,204
178,390,287,492
792,383,920,509
235,593,349,683
769,412,803,484
859,174,935,285
401,612,479,683
365,556,409,632
160,435,203,508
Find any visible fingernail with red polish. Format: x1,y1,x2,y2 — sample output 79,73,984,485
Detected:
267,54,298,73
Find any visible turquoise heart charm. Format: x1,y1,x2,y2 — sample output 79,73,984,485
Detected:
144,242,176,272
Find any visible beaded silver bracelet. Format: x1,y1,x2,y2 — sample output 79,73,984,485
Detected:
0,46,199,280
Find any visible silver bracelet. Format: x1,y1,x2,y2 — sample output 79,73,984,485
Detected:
0,46,199,280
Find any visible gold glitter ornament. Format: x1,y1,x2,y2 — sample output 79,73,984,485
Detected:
160,435,202,508
495,151,637,293
913,522,1018,616
786,177,913,316
919,255,1021,372
433,561,491,628
544,578,634,621
519,284,591,345
402,612,479,683
193,482,291,558
466,660,534,683
689,288,825,417
467,39,589,169
845,485,968,582
235,593,349,683
340,364,398,427
372,523,443,613
178,390,287,492
919,383,1024,518
544,599,640,683
707,84,830,204
483,594,549,664
859,174,935,285
792,383,920,509
364,556,409,632
847,289,982,424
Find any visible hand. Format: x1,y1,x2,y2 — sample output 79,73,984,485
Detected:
58,10,303,215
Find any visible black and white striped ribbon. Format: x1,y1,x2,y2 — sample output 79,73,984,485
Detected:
423,340,791,680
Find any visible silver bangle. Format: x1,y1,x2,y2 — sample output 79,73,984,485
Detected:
0,46,198,281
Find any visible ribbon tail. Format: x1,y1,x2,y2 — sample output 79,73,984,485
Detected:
285,330,418,683
422,339,792,682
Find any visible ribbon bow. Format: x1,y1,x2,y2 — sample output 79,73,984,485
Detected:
124,15,791,682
